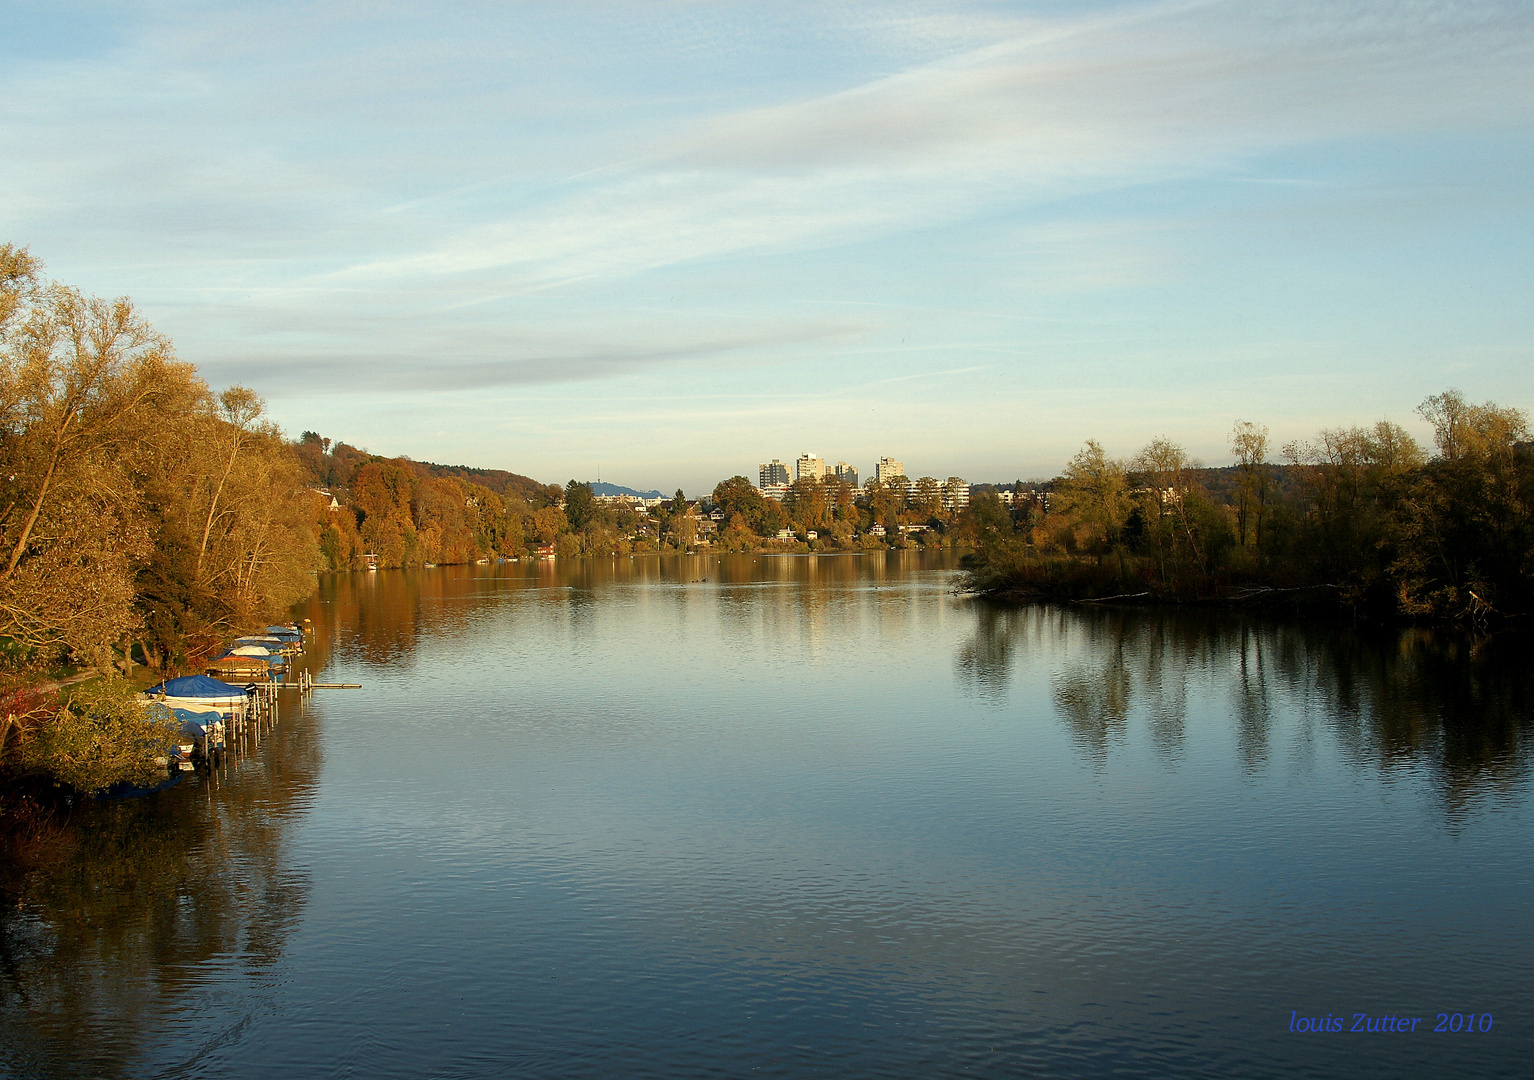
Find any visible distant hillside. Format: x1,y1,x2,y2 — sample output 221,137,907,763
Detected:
294,432,554,504
410,460,554,504
588,481,663,499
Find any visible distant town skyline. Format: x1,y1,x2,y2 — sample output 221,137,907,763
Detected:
3,1,1530,494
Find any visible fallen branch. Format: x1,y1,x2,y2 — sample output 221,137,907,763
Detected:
1226,584,1342,600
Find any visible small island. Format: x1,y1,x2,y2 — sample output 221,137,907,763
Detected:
956,402,1532,626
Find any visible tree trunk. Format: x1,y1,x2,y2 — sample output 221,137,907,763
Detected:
195,435,242,578
4,438,62,577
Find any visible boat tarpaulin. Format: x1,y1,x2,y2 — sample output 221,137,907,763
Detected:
228,646,281,658
147,675,246,698
145,676,250,715
171,709,209,738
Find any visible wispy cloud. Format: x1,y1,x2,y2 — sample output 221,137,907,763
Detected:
1,0,1529,483
296,0,1533,299
195,319,863,396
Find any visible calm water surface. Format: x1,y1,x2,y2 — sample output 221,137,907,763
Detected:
3,553,1531,1078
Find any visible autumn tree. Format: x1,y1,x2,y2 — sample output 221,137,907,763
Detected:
863,478,903,537
351,459,418,567
1050,441,1129,566
718,514,758,551
108,393,317,670
908,477,943,522
673,503,698,548
531,505,568,545
828,477,856,523
190,387,266,578
1230,420,1270,554
313,489,364,571
565,481,596,533
471,487,525,556
1396,390,1532,612
784,477,830,533
1131,437,1209,587
954,490,1013,549
712,476,774,536
0,245,194,663
1282,421,1425,598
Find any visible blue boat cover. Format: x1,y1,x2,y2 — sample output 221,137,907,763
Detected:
172,711,207,737
147,675,246,697
265,626,302,638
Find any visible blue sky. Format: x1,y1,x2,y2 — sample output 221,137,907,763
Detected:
3,1,1531,494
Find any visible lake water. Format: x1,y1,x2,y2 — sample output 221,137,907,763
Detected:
2,553,1530,1078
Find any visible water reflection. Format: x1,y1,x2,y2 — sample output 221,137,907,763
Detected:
311,560,1531,814
959,601,1534,809
0,705,318,1079
5,558,1529,1079
297,552,956,677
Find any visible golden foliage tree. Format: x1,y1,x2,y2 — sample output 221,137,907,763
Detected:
1229,420,1270,553
0,245,322,669
0,245,187,662
1048,440,1130,565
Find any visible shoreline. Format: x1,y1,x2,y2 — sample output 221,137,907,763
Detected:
961,580,1526,628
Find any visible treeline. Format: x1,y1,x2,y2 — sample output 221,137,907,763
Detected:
707,474,961,548
0,245,319,677
294,451,1002,570
292,440,663,568
960,395,1534,621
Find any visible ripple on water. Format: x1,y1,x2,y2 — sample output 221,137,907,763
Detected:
3,556,1530,1078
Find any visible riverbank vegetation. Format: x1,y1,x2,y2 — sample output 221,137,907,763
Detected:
292,436,560,569
959,396,1533,622
1,246,320,679
1,246,320,803
3,241,1528,810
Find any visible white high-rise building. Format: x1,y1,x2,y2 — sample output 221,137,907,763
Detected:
875,457,905,483
834,462,858,488
796,453,827,481
759,459,790,489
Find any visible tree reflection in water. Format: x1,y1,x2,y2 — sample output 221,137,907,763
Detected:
1052,633,1132,767
956,602,1533,810
2,560,1525,1079
300,551,949,682
0,708,318,1080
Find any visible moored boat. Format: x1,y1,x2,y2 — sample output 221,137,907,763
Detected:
206,654,274,679
143,675,250,719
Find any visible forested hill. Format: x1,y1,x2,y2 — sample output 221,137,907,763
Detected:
405,460,552,504
590,482,663,499
293,433,554,504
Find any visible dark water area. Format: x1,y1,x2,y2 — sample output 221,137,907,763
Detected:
2,552,1531,1078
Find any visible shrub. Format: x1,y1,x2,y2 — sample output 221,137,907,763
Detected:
21,681,180,794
